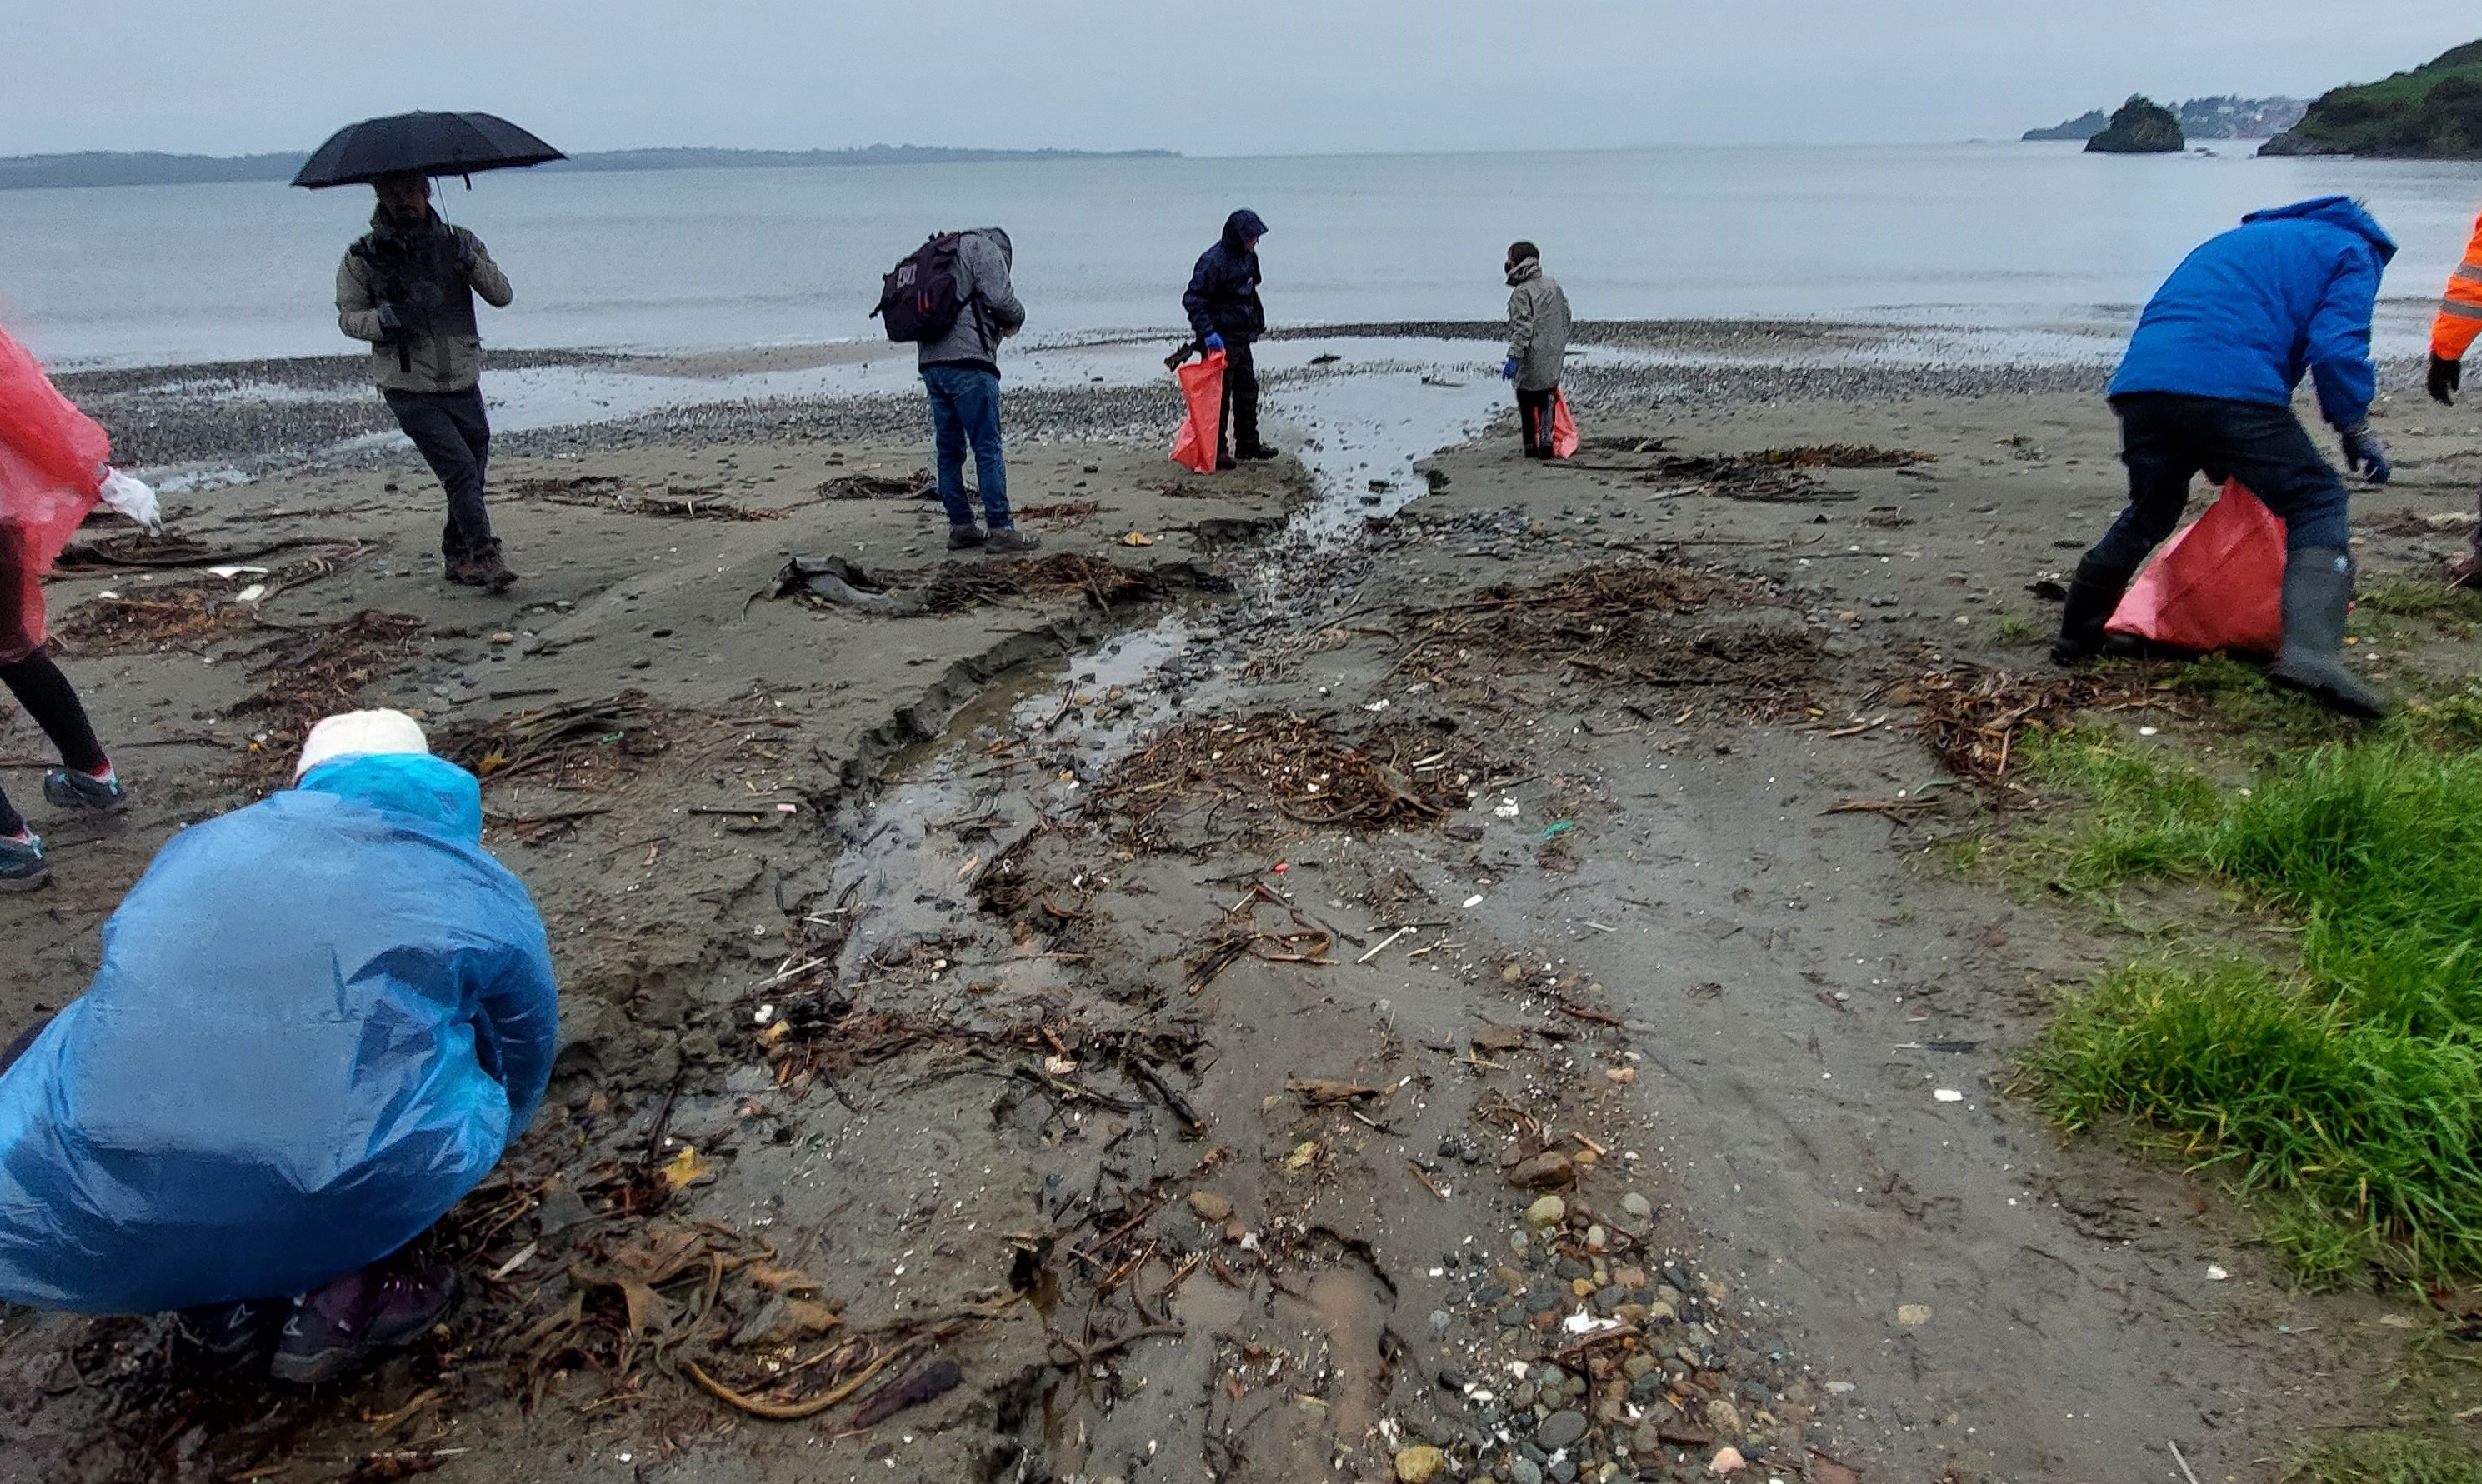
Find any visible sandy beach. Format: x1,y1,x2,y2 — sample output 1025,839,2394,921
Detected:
0,330,2476,1483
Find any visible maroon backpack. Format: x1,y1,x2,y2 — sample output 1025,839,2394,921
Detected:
872,232,968,343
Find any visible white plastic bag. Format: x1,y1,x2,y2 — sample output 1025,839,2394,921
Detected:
97,467,161,533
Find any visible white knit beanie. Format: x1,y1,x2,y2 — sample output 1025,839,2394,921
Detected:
294,709,430,782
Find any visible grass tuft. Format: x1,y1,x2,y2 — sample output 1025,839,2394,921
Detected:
2024,740,2482,1281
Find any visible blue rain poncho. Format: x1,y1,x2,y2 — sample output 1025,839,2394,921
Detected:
0,752,557,1312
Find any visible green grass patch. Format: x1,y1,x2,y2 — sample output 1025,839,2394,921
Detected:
2298,1428,2482,1484
2021,738,2482,1281
2360,581,2482,624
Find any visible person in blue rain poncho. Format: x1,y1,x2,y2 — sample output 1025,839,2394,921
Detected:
0,709,557,1383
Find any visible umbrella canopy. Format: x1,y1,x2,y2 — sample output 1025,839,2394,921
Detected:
292,111,563,189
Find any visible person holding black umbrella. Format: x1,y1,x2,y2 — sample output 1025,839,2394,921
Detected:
334,171,518,592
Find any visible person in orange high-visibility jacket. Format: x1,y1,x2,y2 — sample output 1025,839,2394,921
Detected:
2433,208,2482,587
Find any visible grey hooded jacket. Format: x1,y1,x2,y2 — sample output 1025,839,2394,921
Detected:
918,228,1027,373
1505,258,1572,392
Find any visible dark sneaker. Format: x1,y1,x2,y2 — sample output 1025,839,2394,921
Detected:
947,524,987,551
2450,553,2482,592
1238,443,1280,462
173,1297,288,1371
1215,455,1238,472
43,767,126,814
986,527,1042,555
0,834,46,893
269,1262,460,1386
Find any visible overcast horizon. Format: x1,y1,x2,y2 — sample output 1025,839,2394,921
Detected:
7,2,2474,160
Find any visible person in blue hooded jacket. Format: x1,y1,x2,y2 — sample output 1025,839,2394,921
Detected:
1183,210,1276,468
0,709,557,1383
2052,196,2396,717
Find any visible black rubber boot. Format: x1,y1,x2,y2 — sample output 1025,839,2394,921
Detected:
2268,546,2387,719
2049,557,2133,667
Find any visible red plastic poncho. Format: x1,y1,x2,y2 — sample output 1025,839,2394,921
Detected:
2103,479,2288,658
1549,390,1580,460
1170,350,1228,474
0,327,110,662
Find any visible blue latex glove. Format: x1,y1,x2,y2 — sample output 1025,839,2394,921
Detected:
2339,422,2391,485
1501,358,1520,382
453,232,477,273
1203,333,1224,353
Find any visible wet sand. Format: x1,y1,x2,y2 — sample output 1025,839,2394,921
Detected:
0,349,2474,1483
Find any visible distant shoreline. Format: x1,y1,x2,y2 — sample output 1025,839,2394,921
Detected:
0,144,1181,192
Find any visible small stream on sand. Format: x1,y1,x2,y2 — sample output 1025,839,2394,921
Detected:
795,349,1508,986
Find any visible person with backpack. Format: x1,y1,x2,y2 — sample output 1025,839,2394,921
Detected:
2050,196,2395,719
1183,210,1274,469
335,172,518,592
1501,242,1573,458
876,228,1034,553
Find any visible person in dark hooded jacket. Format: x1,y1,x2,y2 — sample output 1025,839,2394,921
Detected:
1183,210,1274,467
2052,196,2396,718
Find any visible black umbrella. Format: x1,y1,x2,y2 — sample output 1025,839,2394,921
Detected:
292,111,564,189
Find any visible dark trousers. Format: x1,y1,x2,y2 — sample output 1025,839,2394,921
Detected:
384,386,498,562
2086,392,2353,573
0,651,108,838
1219,339,1260,456
921,364,1013,528
1517,385,1558,454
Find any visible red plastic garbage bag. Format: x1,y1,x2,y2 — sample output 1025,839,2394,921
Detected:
0,327,110,662
1549,390,1580,460
1170,350,1228,474
2104,479,2288,657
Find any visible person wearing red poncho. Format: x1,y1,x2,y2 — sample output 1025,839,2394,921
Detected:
0,327,148,889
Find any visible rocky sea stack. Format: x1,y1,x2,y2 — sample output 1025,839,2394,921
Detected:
2085,97,2184,154
2262,40,2482,158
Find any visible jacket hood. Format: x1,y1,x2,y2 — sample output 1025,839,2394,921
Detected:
298,752,486,842
1507,257,1542,287
2241,196,2398,263
1223,210,1268,250
968,226,1013,267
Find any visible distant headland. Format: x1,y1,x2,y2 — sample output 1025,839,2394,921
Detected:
0,143,1181,192
2260,40,2482,159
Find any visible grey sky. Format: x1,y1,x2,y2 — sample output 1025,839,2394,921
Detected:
8,2,2473,157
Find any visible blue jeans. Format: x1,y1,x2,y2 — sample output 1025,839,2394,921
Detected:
2088,392,2351,572
921,365,1012,530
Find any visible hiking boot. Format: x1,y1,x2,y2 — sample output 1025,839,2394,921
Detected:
43,766,126,814
269,1262,460,1387
173,1298,288,1372
2267,546,2388,720
463,542,517,594
0,833,45,893
1237,443,1280,462
986,527,1042,555
947,523,987,551
1215,455,1238,472
2049,557,2134,667
2450,552,2482,592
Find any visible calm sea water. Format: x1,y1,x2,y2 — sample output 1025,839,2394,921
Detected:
3,143,2478,369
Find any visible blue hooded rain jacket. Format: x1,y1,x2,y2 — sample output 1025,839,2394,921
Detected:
0,752,557,1313
2109,196,2397,431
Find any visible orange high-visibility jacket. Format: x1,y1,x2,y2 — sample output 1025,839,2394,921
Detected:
2438,211,2482,362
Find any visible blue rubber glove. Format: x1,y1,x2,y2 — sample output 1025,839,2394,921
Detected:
1501,358,1520,382
2340,422,2391,485
1203,333,1224,353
